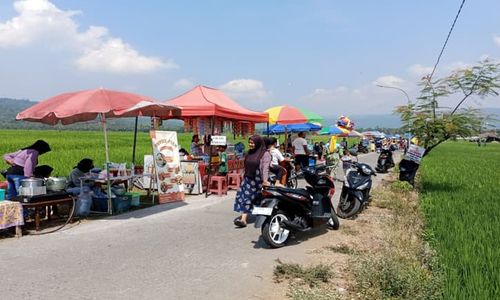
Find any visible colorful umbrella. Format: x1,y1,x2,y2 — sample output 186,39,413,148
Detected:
265,105,323,125
263,123,321,135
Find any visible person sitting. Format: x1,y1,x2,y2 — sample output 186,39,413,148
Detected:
267,137,287,186
179,148,189,160
33,165,54,178
190,134,203,157
3,140,51,199
66,158,95,195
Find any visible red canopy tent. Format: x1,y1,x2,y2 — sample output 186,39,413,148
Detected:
164,85,268,133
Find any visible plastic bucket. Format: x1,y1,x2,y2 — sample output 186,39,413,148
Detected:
0,188,5,201
125,192,141,206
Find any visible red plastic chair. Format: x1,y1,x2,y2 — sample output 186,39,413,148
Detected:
209,176,228,196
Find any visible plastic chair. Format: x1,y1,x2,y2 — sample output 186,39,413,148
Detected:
227,173,241,190
209,176,228,196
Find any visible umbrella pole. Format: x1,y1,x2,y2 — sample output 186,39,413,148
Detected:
101,113,113,215
266,122,269,137
132,116,138,164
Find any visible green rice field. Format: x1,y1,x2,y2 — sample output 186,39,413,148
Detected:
0,129,353,177
420,141,500,299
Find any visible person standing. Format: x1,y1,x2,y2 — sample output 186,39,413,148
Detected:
233,135,270,228
3,140,51,199
292,132,309,170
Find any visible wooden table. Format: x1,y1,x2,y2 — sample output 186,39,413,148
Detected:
21,196,75,232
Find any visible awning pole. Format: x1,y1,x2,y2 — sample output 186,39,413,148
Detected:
132,116,138,164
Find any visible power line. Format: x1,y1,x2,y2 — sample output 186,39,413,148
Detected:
428,0,466,82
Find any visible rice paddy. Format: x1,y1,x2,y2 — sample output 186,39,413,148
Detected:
420,141,500,299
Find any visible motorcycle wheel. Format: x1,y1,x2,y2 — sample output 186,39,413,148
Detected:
287,175,298,189
328,206,340,230
262,211,291,248
336,194,361,219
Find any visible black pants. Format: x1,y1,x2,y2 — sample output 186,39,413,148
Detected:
295,155,309,168
270,165,285,182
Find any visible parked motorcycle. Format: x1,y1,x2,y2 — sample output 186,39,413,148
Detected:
375,147,394,173
253,170,340,248
336,162,376,219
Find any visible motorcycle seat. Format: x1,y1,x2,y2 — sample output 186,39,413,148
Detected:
268,186,311,198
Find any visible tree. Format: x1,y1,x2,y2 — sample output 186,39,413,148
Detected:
395,59,500,155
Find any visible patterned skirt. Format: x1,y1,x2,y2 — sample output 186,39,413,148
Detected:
233,172,262,214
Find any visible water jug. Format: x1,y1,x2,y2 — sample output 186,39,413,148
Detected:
75,187,93,217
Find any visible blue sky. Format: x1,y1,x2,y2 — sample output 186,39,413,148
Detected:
0,0,499,116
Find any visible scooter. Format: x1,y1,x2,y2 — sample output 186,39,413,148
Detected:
253,170,340,248
375,147,394,173
336,162,376,219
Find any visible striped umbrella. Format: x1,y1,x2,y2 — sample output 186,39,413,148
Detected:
265,105,324,125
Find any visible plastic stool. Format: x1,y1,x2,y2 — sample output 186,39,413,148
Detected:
227,173,242,190
209,176,228,196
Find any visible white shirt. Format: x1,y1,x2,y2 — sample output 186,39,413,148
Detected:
292,137,308,155
270,148,285,166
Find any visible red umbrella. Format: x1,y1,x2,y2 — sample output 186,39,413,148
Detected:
16,88,174,125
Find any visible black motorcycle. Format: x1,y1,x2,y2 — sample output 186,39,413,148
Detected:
336,162,376,219
253,170,340,248
375,147,394,173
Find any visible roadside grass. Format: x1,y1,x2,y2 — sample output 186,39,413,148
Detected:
419,142,500,299
324,244,356,255
349,177,443,300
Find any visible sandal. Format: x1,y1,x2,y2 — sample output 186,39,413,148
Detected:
234,219,247,228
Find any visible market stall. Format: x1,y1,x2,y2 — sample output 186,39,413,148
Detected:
16,88,181,214
164,85,268,196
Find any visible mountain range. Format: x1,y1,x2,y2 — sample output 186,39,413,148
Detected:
1,98,498,131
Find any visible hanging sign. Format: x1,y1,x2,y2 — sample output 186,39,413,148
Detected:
405,144,426,164
210,135,227,146
150,131,185,203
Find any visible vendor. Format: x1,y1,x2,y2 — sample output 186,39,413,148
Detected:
66,158,95,195
190,134,204,156
3,140,51,199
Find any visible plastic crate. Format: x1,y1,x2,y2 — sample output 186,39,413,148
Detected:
92,196,131,213
124,192,141,206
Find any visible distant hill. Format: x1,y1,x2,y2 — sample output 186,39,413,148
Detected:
1,98,498,131
0,98,183,131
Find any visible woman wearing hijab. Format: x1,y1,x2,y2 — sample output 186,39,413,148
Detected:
3,140,51,199
233,135,271,228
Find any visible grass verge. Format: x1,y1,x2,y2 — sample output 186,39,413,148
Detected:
348,176,443,299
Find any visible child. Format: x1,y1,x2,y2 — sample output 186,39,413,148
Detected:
217,145,228,176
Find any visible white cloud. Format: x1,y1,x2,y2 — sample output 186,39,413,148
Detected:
219,79,272,107
494,35,500,47
408,64,432,77
173,78,195,89
0,0,175,73
372,75,405,87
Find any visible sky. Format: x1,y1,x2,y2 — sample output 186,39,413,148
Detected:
0,0,499,116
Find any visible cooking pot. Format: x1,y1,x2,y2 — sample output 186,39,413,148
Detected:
21,178,44,188
46,177,67,192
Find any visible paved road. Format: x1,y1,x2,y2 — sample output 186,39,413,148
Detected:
1,152,385,300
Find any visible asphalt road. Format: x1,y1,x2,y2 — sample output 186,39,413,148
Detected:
0,152,384,300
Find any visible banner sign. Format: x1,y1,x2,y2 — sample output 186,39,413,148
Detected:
210,135,227,146
405,144,426,164
150,131,185,203
180,161,203,195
